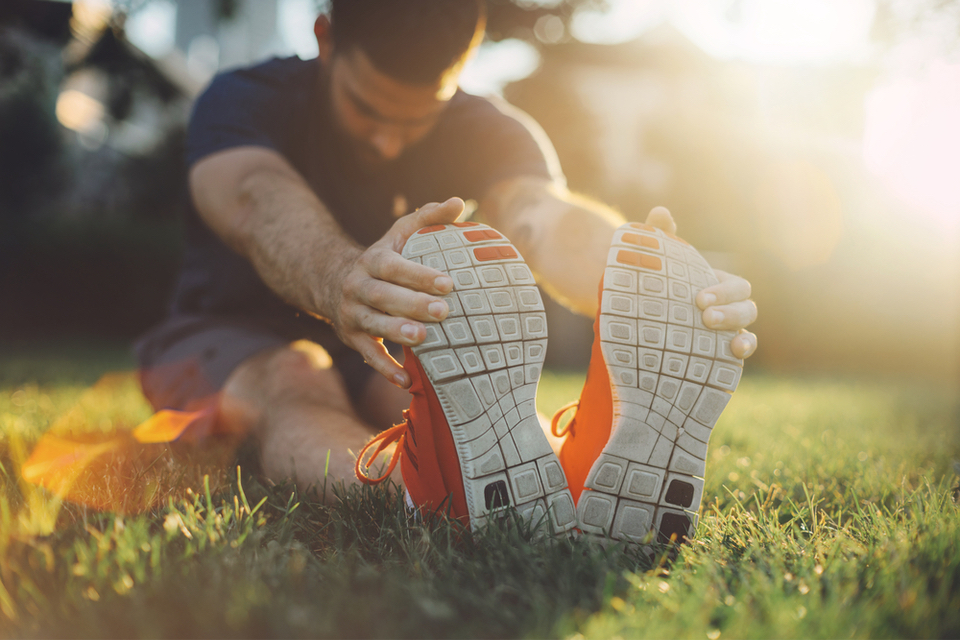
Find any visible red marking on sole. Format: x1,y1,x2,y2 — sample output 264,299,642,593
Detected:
629,223,656,232
622,232,660,250
453,222,479,228
417,225,447,234
616,250,662,271
474,246,518,262
464,229,503,243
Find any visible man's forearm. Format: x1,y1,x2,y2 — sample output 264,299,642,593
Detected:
190,149,360,322
235,168,361,321
483,178,624,317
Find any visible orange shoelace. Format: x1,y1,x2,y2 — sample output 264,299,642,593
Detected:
355,410,410,484
550,400,580,438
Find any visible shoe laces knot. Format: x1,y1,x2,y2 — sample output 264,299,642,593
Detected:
355,410,410,484
550,400,579,438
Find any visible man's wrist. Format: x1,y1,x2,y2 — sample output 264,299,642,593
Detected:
312,242,363,322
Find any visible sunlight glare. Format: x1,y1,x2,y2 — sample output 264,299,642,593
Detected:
459,39,540,96
124,0,176,58
673,0,875,64
863,59,960,230
571,0,666,45
755,160,845,271
71,0,113,43
279,0,321,60
56,89,105,132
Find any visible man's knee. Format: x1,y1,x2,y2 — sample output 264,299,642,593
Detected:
226,340,352,414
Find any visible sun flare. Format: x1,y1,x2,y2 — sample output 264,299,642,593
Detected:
863,59,960,230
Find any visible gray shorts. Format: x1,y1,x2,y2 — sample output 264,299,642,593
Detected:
134,314,399,412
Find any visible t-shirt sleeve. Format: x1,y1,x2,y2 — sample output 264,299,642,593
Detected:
185,65,290,167
436,94,566,199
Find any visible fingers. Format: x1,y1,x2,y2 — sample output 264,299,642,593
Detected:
338,268,447,354
347,275,448,324
731,330,758,359
363,249,453,297
348,333,409,388
644,206,677,235
698,272,756,330
339,198,467,386
338,293,444,352
700,299,758,332
388,197,465,252
335,199,467,375
366,198,466,298
696,269,752,309
643,208,757,357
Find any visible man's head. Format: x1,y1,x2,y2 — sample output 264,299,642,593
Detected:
315,0,486,165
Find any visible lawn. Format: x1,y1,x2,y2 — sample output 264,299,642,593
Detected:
1,343,958,638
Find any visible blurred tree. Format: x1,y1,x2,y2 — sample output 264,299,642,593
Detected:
0,28,66,227
118,126,187,222
0,0,72,45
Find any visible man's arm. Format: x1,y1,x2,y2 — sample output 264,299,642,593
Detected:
189,146,462,386
479,176,758,359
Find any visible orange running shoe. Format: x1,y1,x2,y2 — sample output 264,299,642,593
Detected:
554,222,744,545
357,222,577,535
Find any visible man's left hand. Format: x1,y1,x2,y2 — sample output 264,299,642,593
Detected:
645,206,758,360
695,270,758,359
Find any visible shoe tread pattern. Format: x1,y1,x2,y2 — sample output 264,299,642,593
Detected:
403,223,577,534
577,222,743,546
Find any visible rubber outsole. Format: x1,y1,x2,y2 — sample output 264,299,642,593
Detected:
402,222,577,534
576,222,743,545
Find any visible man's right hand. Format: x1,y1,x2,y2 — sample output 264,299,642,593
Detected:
330,197,464,388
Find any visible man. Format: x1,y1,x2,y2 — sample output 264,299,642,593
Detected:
137,0,757,542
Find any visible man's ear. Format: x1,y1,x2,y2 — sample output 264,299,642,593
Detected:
314,14,333,64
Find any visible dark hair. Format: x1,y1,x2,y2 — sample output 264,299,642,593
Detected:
329,0,485,85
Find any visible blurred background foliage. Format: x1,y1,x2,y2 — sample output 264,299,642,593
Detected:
0,0,957,381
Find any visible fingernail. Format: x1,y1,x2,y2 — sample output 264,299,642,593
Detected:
705,309,723,326
434,275,453,292
400,323,419,341
428,300,448,319
700,293,717,309
393,373,409,388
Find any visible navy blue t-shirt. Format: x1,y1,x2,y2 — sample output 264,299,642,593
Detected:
171,56,562,339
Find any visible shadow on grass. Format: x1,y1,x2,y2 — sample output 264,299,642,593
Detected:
0,340,135,387
6,469,663,640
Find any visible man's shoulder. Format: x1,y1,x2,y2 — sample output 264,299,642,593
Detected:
445,90,508,118
433,91,551,155
187,57,318,167
442,90,542,131
425,90,563,190
206,56,317,94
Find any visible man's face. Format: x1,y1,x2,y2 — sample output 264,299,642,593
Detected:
326,47,458,167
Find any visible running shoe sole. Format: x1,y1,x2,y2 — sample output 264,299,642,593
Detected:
576,222,743,545
402,222,578,534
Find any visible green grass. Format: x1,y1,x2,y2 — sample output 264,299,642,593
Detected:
1,344,959,638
